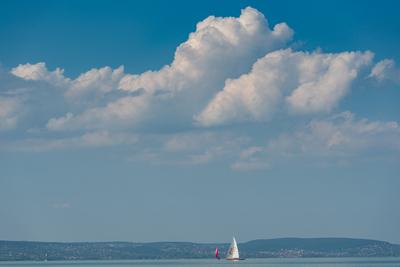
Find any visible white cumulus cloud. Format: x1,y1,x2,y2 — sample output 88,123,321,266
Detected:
45,6,294,131
119,7,293,97
2,5,397,172
196,49,373,126
66,66,125,99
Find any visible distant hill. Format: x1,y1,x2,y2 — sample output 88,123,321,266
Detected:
1,238,400,261
241,238,400,258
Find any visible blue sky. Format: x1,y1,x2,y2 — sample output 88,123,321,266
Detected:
0,0,400,243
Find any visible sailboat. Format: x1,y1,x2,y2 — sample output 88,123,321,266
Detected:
215,247,220,259
226,237,244,261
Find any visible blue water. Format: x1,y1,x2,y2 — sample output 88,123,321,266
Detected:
1,258,400,267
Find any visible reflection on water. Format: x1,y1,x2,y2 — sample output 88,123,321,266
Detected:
1,258,400,267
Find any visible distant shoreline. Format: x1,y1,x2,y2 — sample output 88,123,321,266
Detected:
1,238,400,261
2,257,400,263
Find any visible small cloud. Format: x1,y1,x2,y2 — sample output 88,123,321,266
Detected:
369,58,400,84
26,128,43,134
231,146,269,171
239,146,264,158
231,160,270,171
129,131,250,166
11,62,70,88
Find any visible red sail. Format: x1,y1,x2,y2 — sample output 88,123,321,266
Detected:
215,247,219,259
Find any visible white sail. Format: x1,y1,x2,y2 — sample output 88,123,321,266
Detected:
226,237,240,260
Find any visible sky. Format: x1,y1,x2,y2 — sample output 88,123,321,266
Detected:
0,0,400,244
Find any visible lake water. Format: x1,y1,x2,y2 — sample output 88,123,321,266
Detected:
1,258,400,267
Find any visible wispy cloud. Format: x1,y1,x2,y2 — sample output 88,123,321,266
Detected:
128,131,250,166
232,112,400,171
6,131,138,152
369,58,400,84
0,96,22,130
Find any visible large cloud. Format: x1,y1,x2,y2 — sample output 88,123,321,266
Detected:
6,8,384,133
2,6,398,172
5,7,395,134
196,49,373,126
119,7,293,95
44,7,294,131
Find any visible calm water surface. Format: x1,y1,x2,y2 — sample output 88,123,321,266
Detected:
1,258,400,267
